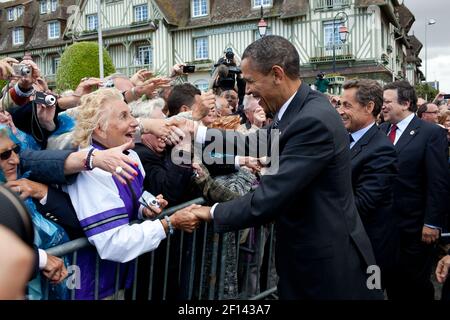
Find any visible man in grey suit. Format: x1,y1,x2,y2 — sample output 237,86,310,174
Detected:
174,36,382,299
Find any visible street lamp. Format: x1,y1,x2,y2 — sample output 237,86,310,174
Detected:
425,18,436,81
332,11,349,73
257,6,268,38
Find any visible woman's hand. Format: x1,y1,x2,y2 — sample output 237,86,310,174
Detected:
142,194,168,219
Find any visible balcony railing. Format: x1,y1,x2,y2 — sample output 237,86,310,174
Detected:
309,43,354,63
314,0,351,11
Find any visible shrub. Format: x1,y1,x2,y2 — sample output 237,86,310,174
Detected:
56,41,115,92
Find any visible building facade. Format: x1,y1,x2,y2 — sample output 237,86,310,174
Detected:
0,0,424,92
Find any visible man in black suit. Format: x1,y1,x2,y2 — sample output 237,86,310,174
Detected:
174,35,382,299
380,81,450,300
337,79,398,291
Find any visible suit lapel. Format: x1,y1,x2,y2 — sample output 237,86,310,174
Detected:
394,116,421,154
350,124,378,159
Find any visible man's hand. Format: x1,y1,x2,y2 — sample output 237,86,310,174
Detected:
42,254,68,284
436,255,450,283
169,63,186,78
191,205,213,222
239,156,262,173
130,69,153,87
74,77,103,97
170,204,202,233
422,226,440,244
0,57,18,80
5,179,48,201
136,77,171,100
139,118,186,145
93,140,138,184
193,90,216,120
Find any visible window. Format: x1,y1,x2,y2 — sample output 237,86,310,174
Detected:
7,8,14,21
16,6,23,18
40,0,47,14
137,45,152,66
194,79,209,92
254,0,272,7
323,21,344,48
51,57,60,74
48,21,60,39
51,0,58,12
192,0,208,18
86,14,98,31
194,37,208,60
12,28,24,45
134,5,148,22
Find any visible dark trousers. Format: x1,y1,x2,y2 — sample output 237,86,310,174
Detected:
386,230,436,300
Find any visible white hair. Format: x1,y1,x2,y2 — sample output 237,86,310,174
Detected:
242,95,259,111
130,98,165,119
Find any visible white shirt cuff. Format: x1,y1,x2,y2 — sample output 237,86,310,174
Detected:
195,125,208,145
234,156,241,170
39,193,48,206
424,224,441,231
38,249,47,270
210,203,219,219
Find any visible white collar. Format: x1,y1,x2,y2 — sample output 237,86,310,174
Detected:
350,122,375,148
394,113,415,133
277,91,297,121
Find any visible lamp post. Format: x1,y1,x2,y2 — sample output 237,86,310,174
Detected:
332,11,349,73
257,5,268,38
97,0,104,79
424,18,436,82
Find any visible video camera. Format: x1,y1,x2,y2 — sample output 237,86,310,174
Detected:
213,48,242,91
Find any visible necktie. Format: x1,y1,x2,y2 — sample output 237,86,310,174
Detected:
272,118,280,129
349,134,354,144
388,124,397,144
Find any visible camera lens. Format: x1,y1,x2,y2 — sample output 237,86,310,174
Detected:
45,95,57,106
21,66,31,76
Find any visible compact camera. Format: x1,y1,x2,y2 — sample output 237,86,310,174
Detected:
183,65,196,73
100,79,115,88
35,91,57,107
139,191,160,209
12,64,31,77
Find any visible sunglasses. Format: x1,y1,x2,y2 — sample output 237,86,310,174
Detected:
0,145,21,160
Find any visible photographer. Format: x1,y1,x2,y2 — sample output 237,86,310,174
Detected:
315,72,330,94
211,48,245,104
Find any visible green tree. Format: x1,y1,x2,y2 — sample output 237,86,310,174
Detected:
56,42,115,92
414,83,438,101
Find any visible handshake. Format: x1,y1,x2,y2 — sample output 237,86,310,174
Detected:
163,204,212,234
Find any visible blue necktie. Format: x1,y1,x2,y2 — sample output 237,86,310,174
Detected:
349,134,354,144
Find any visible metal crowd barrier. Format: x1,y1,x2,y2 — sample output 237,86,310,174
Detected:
44,198,278,300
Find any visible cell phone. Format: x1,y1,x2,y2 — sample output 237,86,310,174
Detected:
442,94,450,99
139,191,160,209
183,65,195,73
35,91,57,107
12,64,31,77
100,79,114,88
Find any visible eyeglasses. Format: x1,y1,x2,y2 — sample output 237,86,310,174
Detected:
0,145,21,161
423,111,439,114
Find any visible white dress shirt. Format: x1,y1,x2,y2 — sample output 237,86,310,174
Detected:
389,113,415,145
349,122,375,149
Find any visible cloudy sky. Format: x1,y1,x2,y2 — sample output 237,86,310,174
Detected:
405,0,450,92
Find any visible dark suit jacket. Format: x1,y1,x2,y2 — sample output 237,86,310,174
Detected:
206,82,382,299
379,116,450,233
350,124,398,271
134,144,194,206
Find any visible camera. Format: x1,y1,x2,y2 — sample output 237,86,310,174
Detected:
183,65,196,73
213,48,242,91
442,94,450,100
35,91,57,107
12,64,31,77
139,191,160,209
100,79,115,88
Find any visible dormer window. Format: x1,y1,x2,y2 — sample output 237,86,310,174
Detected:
48,21,60,39
192,0,208,18
7,8,14,21
51,0,58,12
12,28,24,45
40,1,47,14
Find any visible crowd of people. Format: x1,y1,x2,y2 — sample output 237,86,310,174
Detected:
0,35,449,300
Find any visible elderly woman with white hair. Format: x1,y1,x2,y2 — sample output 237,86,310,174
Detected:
66,88,199,299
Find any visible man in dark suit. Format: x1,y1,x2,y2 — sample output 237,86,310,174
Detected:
337,79,398,291
174,35,382,299
380,81,450,300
